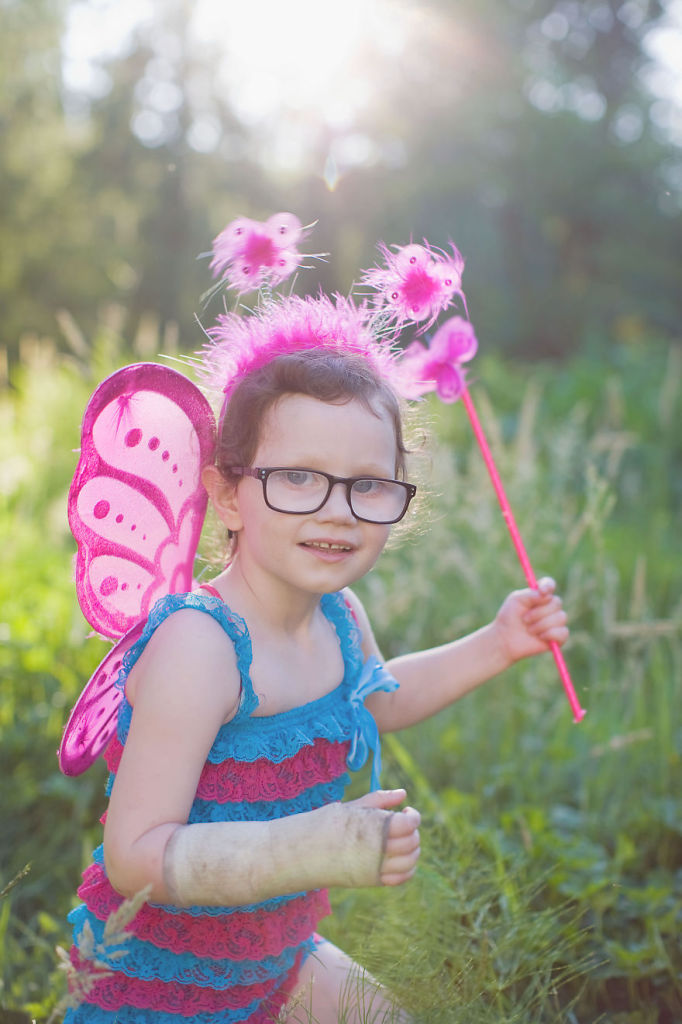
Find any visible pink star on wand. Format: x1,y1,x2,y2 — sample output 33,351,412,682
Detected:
397,316,477,402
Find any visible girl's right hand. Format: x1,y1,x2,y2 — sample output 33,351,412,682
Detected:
352,789,421,886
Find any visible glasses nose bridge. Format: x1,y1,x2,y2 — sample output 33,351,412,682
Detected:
320,474,356,517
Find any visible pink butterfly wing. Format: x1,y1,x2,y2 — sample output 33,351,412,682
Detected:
69,363,216,639
58,621,144,776
60,364,216,775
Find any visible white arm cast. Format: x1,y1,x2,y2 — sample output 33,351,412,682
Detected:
163,801,390,907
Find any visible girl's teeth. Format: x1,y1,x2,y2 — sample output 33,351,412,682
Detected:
308,542,350,551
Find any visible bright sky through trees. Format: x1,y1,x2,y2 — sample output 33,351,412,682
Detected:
193,0,410,126
61,0,682,165
62,1,413,136
61,0,424,176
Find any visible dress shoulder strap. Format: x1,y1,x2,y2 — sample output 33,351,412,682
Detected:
119,590,259,720
319,591,364,688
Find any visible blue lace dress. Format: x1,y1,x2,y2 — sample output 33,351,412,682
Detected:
63,589,397,1024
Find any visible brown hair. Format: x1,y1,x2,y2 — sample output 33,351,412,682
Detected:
216,348,409,481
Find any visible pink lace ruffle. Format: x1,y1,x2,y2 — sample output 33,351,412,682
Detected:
69,946,304,1015
104,735,124,771
77,864,330,960
196,739,349,803
105,736,350,804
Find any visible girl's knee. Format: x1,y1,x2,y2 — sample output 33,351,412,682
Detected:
283,938,410,1024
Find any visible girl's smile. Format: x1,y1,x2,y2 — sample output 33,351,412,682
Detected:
299,537,356,560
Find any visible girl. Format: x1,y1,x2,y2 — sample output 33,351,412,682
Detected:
62,230,568,1024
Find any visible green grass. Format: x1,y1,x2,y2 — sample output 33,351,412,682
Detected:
1,335,680,1022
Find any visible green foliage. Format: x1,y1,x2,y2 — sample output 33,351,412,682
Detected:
0,347,112,1019
1,336,680,1020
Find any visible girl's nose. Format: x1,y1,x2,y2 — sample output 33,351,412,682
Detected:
317,481,356,521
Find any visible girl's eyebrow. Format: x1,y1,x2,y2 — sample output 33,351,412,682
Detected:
272,462,397,478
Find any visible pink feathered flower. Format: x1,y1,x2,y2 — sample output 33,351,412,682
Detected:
396,316,478,403
210,212,307,292
199,293,400,421
361,241,467,333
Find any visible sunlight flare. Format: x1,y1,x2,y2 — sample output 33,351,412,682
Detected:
192,0,410,127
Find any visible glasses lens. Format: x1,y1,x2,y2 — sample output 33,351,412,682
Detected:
350,479,409,523
265,469,329,512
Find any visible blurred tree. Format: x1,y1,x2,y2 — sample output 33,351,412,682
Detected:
313,0,681,356
0,0,82,360
66,0,262,354
0,0,264,365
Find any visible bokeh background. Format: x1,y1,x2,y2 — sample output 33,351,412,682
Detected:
1,1,681,1021
3,0,682,365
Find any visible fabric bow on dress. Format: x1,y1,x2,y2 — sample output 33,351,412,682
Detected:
346,656,399,791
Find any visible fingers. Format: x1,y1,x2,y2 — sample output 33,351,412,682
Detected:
351,794,422,885
533,618,569,646
380,806,421,886
387,805,421,838
502,576,567,649
353,788,407,812
523,595,568,645
518,577,557,610
523,590,565,622
521,577,562,614
536,575,556,595
523,594,563,624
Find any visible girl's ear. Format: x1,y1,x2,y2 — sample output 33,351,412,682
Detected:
202,465,243,532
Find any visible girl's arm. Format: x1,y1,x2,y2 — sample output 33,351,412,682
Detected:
104,610,420,905
103,608,243,899
347,579,569,734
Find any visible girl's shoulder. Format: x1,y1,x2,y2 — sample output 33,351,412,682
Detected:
121,591,255,721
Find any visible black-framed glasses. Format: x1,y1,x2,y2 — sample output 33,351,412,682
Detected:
231,467,417,524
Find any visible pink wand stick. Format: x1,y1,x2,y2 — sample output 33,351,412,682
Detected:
459,384,586,722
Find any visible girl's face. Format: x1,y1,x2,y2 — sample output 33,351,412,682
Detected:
220,394,399,601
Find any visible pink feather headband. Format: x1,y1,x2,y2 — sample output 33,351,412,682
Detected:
198,212,471,411
200,293,400,423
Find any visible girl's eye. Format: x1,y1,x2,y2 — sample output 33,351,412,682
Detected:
353,478,383,496
283,470,314,487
